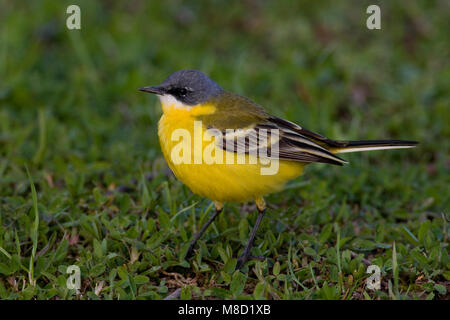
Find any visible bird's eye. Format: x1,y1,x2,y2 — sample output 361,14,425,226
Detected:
178,88,188,96
167,87,190,98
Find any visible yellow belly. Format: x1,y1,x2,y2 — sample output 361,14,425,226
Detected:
157,105,305,202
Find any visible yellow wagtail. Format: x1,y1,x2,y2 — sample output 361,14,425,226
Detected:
140,69,418,269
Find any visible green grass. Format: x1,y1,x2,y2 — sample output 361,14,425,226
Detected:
0,0,448,300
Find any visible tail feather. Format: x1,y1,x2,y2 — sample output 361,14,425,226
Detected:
330,140,419,154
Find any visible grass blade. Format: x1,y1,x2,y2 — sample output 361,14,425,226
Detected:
392,242,399,299
26,166,39,286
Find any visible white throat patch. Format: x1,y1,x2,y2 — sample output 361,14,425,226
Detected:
158,94,191,109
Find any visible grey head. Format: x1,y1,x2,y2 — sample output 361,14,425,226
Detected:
139,69,222,106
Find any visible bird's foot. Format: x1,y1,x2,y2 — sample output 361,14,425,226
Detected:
236,253,266,270
185,242,196,260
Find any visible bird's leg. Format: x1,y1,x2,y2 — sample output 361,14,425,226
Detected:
236,197,266,270
185,201,224,259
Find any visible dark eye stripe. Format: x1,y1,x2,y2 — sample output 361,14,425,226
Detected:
168,87,188,97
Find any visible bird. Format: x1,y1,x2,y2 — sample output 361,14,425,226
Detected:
139,69,418,269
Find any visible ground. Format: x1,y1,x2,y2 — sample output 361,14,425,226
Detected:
0,1,448,299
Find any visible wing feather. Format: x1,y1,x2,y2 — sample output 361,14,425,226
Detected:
198,92,347,165
209,117,347,166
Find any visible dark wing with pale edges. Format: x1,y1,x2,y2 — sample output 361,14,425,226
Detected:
264,116,347,165
213,117,348,166
198,91,347,166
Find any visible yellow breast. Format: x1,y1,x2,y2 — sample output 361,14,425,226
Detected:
157,103,305,202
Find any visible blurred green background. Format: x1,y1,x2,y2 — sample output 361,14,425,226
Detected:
0,0,448,299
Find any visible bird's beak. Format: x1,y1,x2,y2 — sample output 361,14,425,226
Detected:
138,85,166,95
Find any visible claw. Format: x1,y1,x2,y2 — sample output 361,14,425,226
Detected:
236,254,267,270
185,246,195,260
